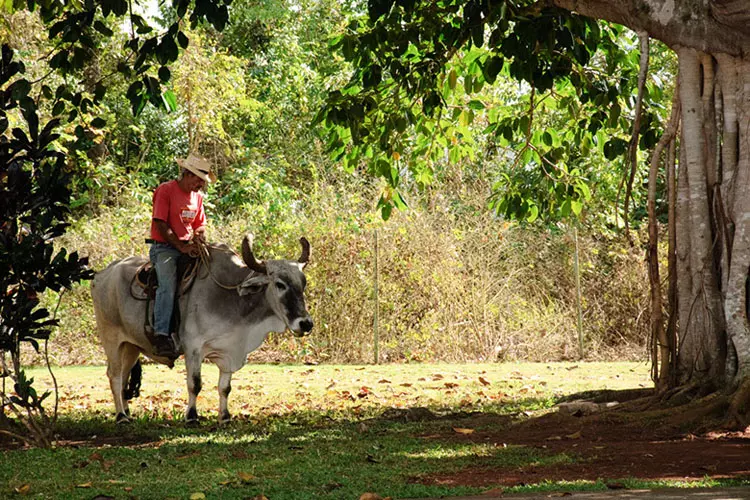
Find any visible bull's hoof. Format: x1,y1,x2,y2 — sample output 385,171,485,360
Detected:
185,407,199,425
116,412,131,424
219,410,231,424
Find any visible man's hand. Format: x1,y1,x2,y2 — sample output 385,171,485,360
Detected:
179,241,200,258
194,228,207,244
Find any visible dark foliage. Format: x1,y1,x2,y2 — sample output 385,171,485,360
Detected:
1,44,94,426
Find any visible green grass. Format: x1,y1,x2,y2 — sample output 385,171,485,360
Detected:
3,361,742,499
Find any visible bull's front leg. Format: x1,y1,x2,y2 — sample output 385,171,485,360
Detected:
185,349,203,423
218,370,233,423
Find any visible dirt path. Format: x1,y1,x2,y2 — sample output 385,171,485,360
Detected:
413,411,750,489
424,486,750,499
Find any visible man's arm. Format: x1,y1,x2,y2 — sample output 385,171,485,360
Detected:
154,219,199,257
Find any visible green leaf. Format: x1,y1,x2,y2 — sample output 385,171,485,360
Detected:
162,90,177,112
448,69,457,90
526,204,539,222
560,199,571,217
93,20,113,37
158,66,171,83
177,31,189,49
93,83,107,102
571,199,583,216
482,56,504,84
393,191,407,210
463,75,473,95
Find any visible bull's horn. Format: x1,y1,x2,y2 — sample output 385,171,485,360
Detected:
298,237,311,264
242,234,267,274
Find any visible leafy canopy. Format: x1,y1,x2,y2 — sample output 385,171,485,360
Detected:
316,0,666,222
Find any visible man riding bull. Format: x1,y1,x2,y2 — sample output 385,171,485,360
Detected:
148,153,215,357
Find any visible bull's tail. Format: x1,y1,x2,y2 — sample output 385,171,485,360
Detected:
124,359,142,400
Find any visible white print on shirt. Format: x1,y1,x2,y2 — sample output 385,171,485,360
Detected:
180,206,197,224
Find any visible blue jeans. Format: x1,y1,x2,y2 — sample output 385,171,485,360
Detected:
149,243,182,337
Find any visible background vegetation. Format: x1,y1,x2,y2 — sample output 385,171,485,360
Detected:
2,0,666,368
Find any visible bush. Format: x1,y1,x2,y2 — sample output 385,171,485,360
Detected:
28,181,649,366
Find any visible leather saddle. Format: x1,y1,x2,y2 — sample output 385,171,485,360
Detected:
134,254,199,299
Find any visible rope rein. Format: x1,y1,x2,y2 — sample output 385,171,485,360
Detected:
195,240,244,290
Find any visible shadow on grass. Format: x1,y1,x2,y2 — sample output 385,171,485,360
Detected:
0,398,569,499
5,393,747,499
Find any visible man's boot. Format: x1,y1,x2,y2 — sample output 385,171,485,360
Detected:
153,334,176,358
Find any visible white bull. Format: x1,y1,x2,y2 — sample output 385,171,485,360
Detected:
91,235,313,423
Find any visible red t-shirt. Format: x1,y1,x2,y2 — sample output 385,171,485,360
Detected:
150,180,206,243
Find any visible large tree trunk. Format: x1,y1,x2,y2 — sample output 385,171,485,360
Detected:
550,0,750,413
674,48,727,386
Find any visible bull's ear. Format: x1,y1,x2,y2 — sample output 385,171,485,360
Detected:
242,234,267,274
238,275,271,296
298,237,311,269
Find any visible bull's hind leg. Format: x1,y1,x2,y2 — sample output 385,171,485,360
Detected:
105,341,141,423
117,343,141,421
185,349,203,423
218,370,233,423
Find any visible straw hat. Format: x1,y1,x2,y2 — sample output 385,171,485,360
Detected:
176,154,216,183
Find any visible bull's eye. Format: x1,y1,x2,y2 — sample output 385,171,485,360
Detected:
275,281,287,291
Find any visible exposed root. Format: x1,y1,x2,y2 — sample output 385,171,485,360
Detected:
724,378,750,430
557,384,750,436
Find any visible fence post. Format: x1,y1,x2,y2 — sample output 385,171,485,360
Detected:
373,229,379,364
573,224,584,359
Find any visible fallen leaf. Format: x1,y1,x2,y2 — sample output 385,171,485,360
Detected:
75,482,92,488
366,454,380,463
237,471,255,483
189,493,206,500
124,487,133,492
431,374,444,380
102,460,115,471
399,383,412,387
377,379,391,384
231,450,249,459
565,431,582,439
478,377,491,386
177,451,201,460
452,427,475,435
444,382,459,389
14,484,30,495
360,493,382,500
251,495,268,500
89,452,103,462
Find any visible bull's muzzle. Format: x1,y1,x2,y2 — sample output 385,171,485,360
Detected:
292,317,314,337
